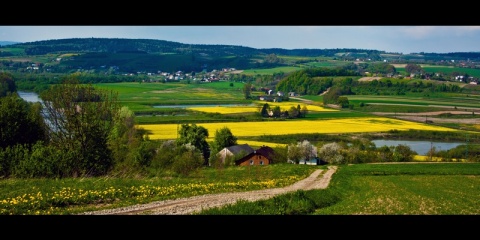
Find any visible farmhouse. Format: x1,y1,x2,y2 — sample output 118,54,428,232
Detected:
216,144,254,164
235,146,275,166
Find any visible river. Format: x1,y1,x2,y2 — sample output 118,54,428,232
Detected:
371,139,465,155
17,91,42,103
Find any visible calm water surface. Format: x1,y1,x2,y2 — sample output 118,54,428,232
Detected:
372,139,465,155
18,91,42,102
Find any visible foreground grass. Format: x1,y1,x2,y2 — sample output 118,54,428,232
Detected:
0,164,317,215
197,163,480,215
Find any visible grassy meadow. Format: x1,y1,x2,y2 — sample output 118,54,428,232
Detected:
348,94,480,110
395,65,480,78
197,162,480,215
94,81,250,113
0,164,318,215
2,162,478,215
241,67,304,75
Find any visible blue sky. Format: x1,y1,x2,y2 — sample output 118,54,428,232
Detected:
1,26,480,54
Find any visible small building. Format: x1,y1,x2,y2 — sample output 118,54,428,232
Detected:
216,144,254,164
235,146,275,166
298,157,328,165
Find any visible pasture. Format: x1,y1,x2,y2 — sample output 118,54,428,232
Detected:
198,163,480,215
241,66,303,75
347,95,480,110
94,81,250,113
395,64,480,78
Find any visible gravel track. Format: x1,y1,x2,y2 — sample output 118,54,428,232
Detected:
80,166,337,215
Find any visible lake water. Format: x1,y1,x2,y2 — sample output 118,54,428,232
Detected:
371,139,465,155
153,103,255,108
18,91,42,103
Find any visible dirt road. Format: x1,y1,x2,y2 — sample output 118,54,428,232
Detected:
81,166,337,215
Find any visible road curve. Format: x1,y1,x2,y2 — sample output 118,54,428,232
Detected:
80,166,337,215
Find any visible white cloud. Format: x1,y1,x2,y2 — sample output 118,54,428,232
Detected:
398,26,442,39
398,26,480,39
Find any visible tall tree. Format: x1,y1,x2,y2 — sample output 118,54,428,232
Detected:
0,72,16,97
287,143,301,164
40,77,120,177
288,105,299,118
271,106,281,118
0,92,47,149
211,126,237,155
319,142,344,164
300,105,308,118
405,63,423,75
177,123,210,165
287,140,316,164
299,140,316,163
108,106,154,172
260,103,270,117
243,82,252,99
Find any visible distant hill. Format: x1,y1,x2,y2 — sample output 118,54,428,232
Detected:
2,38,391,73
8,38,386,57
0,41,20,46
2,38,480,73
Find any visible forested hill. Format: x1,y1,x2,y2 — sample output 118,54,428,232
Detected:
6,38,385,57
3,38,480,74
5,38,480,60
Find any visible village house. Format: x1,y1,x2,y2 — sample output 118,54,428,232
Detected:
215,144,254,165
235,146,275,166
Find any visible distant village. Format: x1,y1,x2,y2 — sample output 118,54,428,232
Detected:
132,67,239,83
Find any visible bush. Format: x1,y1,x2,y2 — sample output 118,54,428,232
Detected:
172,149,204,176
11,142,75,178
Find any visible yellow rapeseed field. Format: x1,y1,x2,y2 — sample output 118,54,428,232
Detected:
139,117,456,140
413,155,465,162
234,140,287,148
187,101,335,114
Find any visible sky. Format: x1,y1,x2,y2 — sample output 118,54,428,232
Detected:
1,26,480,54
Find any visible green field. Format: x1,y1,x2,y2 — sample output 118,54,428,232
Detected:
94,81,251,113
241,66,304,75
347,95,480,110
0,47,26,55
303,60,350,68
396,65,480,78
196,163,480,215
314,163,480,214
0,164,317,215
2,162,478,215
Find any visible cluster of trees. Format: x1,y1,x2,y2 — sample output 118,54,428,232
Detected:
364,62,397,75
404,63,424,75
260,102,308,118
0,72,16,97
286,139,417,165
352,78,463,96
275,67,359,95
